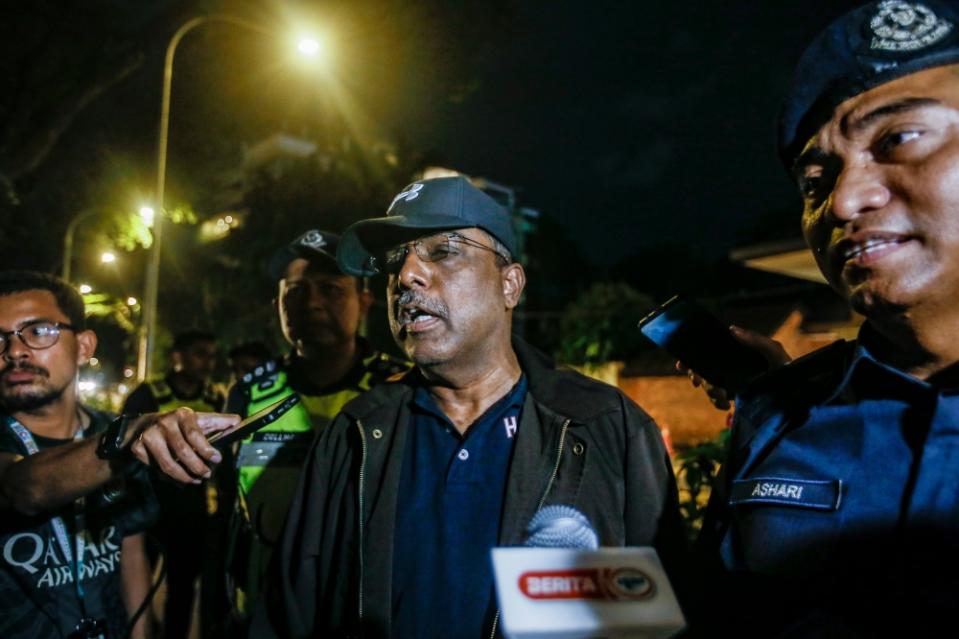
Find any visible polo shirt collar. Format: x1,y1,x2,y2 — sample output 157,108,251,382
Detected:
411,375,528,428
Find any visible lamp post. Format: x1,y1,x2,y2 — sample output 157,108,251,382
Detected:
63,209,102,282
137,15,275,382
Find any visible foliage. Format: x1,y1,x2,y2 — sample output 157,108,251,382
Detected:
674,429,730,541
556,282,655,366
82,292,139,334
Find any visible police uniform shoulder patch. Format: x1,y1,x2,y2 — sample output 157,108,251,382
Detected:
740,340,854,403
239,359,281,388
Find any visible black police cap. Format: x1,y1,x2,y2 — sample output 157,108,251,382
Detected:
267,229,341,281
780,1,959,169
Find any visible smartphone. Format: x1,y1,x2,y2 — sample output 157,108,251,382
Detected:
638,295,770,394
207,394,302,450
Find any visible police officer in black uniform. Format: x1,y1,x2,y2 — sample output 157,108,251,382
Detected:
221,230,407,631
698,2,959,636
123,330,224,639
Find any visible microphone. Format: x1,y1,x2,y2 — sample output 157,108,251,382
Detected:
492,504,686,638
524,505,599,550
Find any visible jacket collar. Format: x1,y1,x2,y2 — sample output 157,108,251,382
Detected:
340,337,621,425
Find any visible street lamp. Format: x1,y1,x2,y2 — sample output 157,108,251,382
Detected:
100,251,117,264
63,209,100,282
139,206,155,226
138,14,320,382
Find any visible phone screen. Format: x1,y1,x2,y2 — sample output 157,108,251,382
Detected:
638,296,770,394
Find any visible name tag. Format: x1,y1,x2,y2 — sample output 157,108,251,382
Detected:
730,477,842,511
237,433,312,467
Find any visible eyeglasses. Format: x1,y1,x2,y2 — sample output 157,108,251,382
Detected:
0,321,77,354
370,232,508,274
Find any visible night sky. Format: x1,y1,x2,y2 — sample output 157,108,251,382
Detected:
2,0,867,290
387,1,865,265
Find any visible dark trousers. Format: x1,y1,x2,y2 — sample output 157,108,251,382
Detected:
153,481,208,639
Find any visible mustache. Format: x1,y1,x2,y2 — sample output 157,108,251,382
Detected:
0,362,49,379
394,291,449,319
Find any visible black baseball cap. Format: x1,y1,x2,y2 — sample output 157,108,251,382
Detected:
779,0,959,169
337,176,517,276
267,229,342,280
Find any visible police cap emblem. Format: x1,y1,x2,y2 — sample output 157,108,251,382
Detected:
869,1,952,52
297,230,327,250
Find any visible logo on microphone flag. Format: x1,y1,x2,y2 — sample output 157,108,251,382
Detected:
518,567,654,601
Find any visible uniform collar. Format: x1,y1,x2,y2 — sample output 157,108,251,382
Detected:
824,322,940,404
284,337,374,395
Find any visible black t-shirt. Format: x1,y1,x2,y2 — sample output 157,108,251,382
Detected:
0,408,158,639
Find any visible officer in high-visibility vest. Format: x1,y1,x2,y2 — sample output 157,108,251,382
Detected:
122,330,225,639
222,230,407,626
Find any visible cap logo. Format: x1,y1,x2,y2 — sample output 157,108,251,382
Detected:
388,183,425,214
869,1,952,52
297,230,327,249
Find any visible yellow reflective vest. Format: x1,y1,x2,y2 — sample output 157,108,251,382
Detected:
228,350,408,612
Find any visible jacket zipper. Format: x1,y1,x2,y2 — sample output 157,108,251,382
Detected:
356,420,368,630
489,417,571,639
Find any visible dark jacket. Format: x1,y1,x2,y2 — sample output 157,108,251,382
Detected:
254,339,685,638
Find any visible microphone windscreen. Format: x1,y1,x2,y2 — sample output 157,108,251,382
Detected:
524,505,599,549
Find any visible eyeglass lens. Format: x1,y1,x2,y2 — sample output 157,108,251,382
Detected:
0,322,63,351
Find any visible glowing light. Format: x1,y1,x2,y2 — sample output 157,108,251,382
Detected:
100,251,117,264
297,37,321,57
123,367,135,379
117,384,128,395
224,215,234,224
139,206,155,226
78,380,98,393
89,357,100,367
127,297,138,306
79,284,93,294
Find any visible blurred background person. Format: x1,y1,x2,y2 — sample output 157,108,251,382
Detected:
123,330,225,639
226,341,273,381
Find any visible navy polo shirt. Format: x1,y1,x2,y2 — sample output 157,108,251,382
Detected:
392,375,527,639
724,333,959,629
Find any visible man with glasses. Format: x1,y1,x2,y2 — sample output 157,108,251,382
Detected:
0,270,239,639
255,176,684,638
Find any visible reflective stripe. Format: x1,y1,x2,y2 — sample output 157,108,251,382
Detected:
149,379,222,414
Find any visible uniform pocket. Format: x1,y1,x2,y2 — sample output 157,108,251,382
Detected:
729,477,843,575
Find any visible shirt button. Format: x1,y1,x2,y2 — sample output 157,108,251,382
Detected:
457,449,469,461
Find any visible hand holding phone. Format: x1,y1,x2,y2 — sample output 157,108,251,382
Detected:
638,296,771,395
207,394,302,449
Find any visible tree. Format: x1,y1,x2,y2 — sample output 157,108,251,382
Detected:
557,282,655,367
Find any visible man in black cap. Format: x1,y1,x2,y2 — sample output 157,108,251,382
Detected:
255,176,684,638
699,1,959,635
220,230,406,632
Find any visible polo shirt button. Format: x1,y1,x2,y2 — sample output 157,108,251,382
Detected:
572,442,585,455
457,449,469,461
372,429,383,439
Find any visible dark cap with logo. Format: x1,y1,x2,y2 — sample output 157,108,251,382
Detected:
780,0,959,169
337,176,517,276
268,229,341,280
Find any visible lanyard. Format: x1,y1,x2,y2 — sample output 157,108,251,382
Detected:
5,416,90,616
